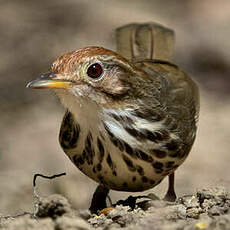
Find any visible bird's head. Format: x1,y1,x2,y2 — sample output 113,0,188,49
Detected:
27,46,147,112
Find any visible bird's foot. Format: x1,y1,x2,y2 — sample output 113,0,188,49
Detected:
163,190,177,202
89,185,110,214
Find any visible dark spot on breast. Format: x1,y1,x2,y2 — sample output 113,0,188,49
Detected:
138,129,169,143
112,171,117,176
68,126,79,147
103,122,125,152
135,149,153,162
116,139,125,152
82,132,95,165
110,113,122,122
109,113,134,124
124,142,135,157
152,161,163,174
152,149,167,158
106,154,114,170
97,138,105,162
136,165,144,176
132,176,136,182
82,150,86,159
60,130,70,143
123,115,134,124
154,130,169,142
103,122,114,138
85,132,93,149
143,129,156,142
169,151,180,158
152,161,163,169
165,140,179,151
123,124,144,140
82,149,89,165
159,130,170,140
123,124,170,144
73,155,84,166
142,176,148,183
122,154,136,172
96,163,102,172
59,111,80,150
83,132,95,165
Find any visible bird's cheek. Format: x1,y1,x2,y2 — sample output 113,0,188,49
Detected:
103,78,130,96
69,84,91,98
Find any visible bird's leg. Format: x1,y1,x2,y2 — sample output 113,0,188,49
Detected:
89,185,110,214
163,172,177,202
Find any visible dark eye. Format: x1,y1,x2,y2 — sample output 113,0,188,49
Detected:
87,63,103,79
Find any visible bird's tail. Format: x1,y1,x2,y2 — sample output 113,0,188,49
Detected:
116,23,175,61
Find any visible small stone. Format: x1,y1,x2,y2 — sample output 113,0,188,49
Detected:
98,207,115,216
36,194,72,219
178,195,200,208
195,221,209,229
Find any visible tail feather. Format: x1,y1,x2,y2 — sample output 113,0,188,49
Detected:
116,23,175,61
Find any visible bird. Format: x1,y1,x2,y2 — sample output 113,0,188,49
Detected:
27,23,199,213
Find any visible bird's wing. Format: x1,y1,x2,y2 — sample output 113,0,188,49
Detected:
116,23,175,61
136,60,199,146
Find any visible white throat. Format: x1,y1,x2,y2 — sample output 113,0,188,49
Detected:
55,88,101,130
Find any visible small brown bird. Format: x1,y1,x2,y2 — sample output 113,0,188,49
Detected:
27,23,199,213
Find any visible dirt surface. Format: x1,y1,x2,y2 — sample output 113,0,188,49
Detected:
1,187,230,230
1,0,230,229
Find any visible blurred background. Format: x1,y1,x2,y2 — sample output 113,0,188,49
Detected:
0,0,230,215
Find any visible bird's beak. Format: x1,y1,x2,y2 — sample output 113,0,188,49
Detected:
26,72,72,89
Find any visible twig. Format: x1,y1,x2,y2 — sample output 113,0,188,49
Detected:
33,172,66,217
33,172,66,187
0,212,33,220
0,173,67,221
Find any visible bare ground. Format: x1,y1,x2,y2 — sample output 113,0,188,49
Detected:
1,187,230,230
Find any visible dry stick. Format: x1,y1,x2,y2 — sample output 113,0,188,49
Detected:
33,172,66,217
0,212,32,220
33,173,66,187
0,173,67,220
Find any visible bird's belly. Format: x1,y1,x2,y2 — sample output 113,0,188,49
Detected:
59,102,195,192
67,147,184,192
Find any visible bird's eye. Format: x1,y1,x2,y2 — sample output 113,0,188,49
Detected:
87,63,103,79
